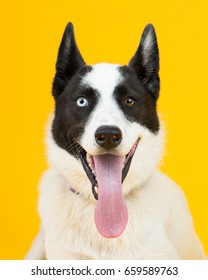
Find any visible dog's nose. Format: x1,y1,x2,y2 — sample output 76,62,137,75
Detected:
95,126,122,150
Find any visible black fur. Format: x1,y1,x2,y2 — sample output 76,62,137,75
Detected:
114,23,160,133
52,22,85,100
52,22,99,158
52,68,98,158
115,66,159,133
128,24,160,100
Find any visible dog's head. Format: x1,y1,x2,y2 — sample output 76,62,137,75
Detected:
47,23,163,238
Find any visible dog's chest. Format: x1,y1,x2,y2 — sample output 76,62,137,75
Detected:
41,178,169,259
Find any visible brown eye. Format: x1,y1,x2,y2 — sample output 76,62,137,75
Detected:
124,97,137,106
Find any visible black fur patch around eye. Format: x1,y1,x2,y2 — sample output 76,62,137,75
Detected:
52,66,99,158
113,66,159,134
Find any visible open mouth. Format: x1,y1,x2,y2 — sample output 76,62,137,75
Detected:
76,138,140,238
79,139,140,199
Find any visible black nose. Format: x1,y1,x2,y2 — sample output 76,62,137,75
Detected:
95,125,122,150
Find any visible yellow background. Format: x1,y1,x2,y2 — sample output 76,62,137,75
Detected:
0,0,207,259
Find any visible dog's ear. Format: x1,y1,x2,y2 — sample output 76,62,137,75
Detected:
129,24,160,100
52,22,85,99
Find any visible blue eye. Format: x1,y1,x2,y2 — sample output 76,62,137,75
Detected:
124,96,137,106
76,97,89,107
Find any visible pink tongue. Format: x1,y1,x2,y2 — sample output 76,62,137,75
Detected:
93,154,128,238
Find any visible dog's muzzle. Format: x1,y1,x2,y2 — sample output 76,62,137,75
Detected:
73,128,140,239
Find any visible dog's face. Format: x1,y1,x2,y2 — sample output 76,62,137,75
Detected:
48,23,162,238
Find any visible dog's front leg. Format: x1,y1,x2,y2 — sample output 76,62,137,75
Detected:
25,226,46,260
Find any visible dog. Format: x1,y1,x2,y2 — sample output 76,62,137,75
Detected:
25,22,206,259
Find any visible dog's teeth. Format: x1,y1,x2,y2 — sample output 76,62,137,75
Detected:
122,157,126,168
88,161,94,171
87,153,91,163
86,153,96,174
94,186,98,194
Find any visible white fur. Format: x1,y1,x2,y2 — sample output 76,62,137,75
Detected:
25,63,206,260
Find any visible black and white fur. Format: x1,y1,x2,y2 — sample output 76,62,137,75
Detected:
25,23,206,259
